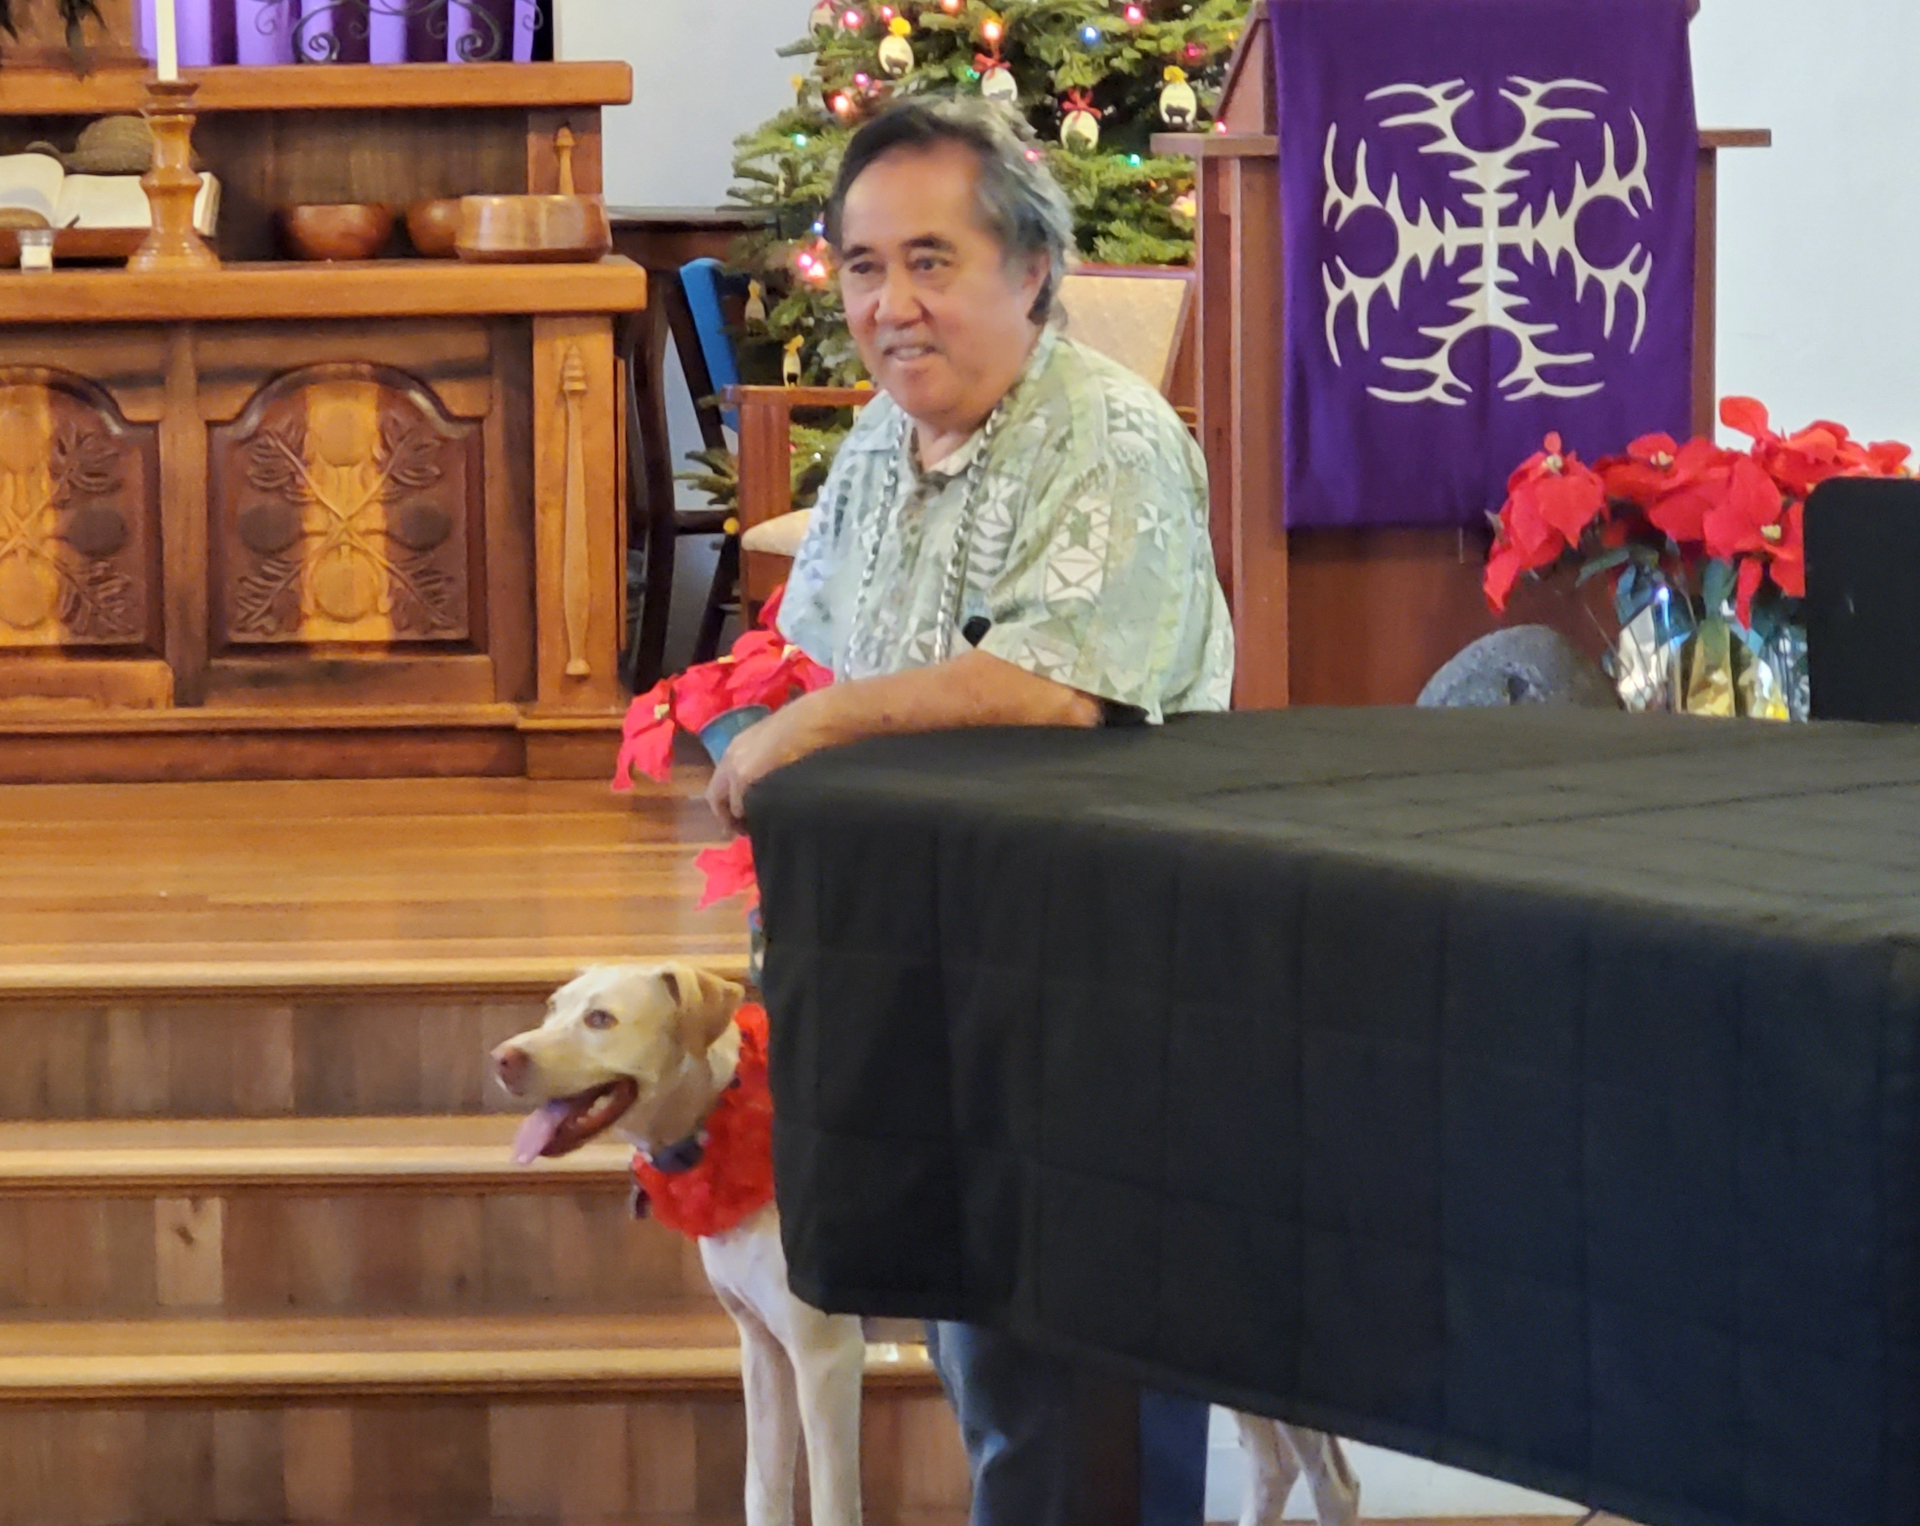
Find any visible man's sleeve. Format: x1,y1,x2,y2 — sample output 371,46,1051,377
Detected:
773,467,853,670
974,444,1214,723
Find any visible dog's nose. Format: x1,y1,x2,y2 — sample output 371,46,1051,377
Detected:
493,1044,530,1093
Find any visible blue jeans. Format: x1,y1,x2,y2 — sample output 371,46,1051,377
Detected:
927,1321,1210,1526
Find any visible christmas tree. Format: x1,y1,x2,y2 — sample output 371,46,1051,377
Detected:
722,0,1248,396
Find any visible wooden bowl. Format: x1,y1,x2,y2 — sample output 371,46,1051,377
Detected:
455,194,612,264
279,203,394,262
404,197,463,259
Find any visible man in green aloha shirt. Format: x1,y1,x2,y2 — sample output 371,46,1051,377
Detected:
704,98,1232,1526
705,108,1231,835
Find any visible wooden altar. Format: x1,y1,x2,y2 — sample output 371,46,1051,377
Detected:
0,62,643,782
1156,7,1770,709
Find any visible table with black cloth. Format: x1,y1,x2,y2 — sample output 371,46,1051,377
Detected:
746,708,1920,1526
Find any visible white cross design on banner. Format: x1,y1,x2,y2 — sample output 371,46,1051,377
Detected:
1321,77,1654,406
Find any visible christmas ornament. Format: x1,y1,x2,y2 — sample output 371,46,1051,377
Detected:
1159,66,1197,130
1171,189,1197,225
745,280,768,327
1060,89,1100,151
808,0,835,28
977,49,1017,103
878,16,915,77
782,335,806,386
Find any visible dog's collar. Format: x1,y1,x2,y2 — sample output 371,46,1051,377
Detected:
640,1130,707,1175
634,1075,741,1176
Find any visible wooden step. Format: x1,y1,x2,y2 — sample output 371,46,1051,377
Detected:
0,1312,965,1525
0,987,638,1122
0,1117,717,1319
0,1310,936,1401
0,777,753,1122
0,1114,628,1194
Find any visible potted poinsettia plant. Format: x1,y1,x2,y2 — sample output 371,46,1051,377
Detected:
1485,397,1912,717
614,586,831,971
613,585,831,789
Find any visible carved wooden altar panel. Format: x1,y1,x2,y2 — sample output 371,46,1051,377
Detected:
0,370,159,655
209,364,480,651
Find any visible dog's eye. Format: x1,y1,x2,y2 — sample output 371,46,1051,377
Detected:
584,1009,617,1031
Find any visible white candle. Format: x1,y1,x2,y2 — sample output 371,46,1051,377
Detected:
154,0,179,82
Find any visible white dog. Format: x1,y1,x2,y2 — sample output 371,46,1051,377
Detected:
492,962,864,1526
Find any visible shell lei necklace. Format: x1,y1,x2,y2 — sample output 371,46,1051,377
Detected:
846,400,1010,675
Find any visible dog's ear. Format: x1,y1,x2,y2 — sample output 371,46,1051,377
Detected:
658,962,744,1054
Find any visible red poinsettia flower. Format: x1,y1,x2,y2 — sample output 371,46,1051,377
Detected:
695,836,760,911
791,647,833,692
1866,439,1913,476
1483,542,1528,615
1514,433,1610,548
1688,455,1790,624
1596,433,1682,507
1484,434,1609,612
722,630,790,706
671,660,741,737
1701,454,1789,561
757,583,788,631
1641,437,1740,548
613,678,677,789
1721,395,1912,500
1770,498,1806,601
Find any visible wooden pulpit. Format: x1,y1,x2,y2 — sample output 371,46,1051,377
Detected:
1155,3,1769,709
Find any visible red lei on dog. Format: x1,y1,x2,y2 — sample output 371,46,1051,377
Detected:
630,1003,776,1240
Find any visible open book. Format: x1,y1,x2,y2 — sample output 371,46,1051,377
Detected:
0,152,218,234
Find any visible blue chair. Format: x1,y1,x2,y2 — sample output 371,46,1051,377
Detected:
625,257,743,686
680,257,745,434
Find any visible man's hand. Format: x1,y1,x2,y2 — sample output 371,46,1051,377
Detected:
705,697,833,835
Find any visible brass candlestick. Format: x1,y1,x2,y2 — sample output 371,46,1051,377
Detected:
130,78,219,272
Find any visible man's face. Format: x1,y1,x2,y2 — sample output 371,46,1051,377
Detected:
836,140,1046,439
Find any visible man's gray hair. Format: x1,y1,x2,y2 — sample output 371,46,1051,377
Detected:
823,98,1076,325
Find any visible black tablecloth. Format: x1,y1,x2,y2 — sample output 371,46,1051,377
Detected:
747,709,1920,1526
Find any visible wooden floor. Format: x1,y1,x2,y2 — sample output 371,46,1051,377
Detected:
0,772,748,994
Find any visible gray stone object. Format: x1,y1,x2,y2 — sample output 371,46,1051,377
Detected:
1417,625,1619,710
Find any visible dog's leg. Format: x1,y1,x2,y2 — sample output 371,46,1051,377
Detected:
786,1297,866,1526
1281,1426,1361,1526
740,1307,804,1526
1234,1413,1303,1526
710,1271,802,1526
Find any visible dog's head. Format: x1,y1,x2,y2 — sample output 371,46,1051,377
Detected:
491,962,744,1163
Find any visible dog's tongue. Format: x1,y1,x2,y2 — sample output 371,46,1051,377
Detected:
512,1101,573,1165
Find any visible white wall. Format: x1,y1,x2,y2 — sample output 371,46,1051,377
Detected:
558,0,1909,1513
560,0,808,207
559,0,814,668
1693,0,1920,443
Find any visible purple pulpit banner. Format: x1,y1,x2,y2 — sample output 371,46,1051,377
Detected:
1274,0,1699,529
